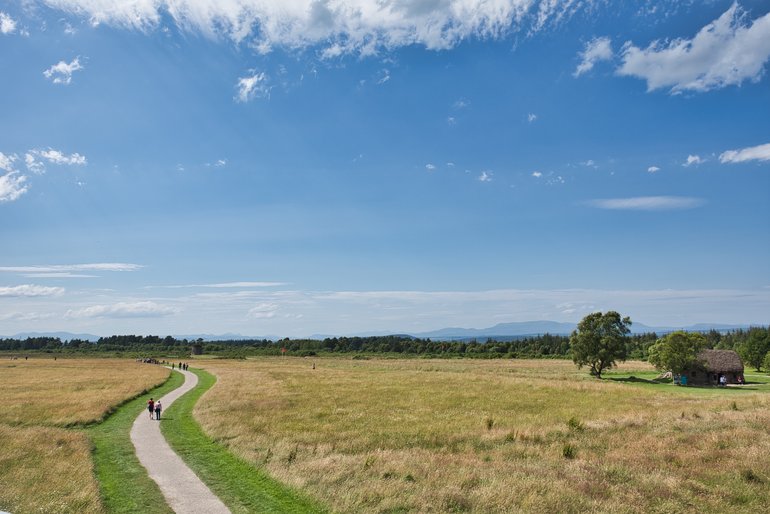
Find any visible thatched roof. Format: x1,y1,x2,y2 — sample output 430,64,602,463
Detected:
697,349,744,373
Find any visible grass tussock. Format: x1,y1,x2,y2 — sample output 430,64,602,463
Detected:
194,357,770,513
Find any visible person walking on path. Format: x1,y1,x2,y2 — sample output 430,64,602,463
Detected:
154,400,162,420
148,398,155,420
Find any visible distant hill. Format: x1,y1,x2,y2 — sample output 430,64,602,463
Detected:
10,331,100,342
2,322,761,345
404,321,759,341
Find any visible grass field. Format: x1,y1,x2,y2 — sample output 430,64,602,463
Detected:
0,358,170,513
194,357,770,513
161,368,325,513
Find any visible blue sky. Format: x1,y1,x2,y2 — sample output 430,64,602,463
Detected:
1,0,768,337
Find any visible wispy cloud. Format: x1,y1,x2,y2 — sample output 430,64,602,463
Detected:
574,36,613,77
235,71,270,102
478,171,492,182
376,69,391,85
647,165,660,173
531,171,542,178
587,196,705,211
527,113,538,123
155,281,286,289
0,285,65,297
719,142,770,163
66,301,178,319
43,57,84,85
248,302,279,319
425,163,436,171
617,4,770,93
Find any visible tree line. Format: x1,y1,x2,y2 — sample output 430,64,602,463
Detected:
1,327,767,365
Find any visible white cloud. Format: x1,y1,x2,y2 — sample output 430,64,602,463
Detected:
617,4,770,93
214,158,227,167
0,152,17,172
43,57,84,85
531,171,542,178
683,154,705,167
25,153,45,174
478,171,492,182
40,1,567,55
0,172,28,202
527,113,537,122
453,99,469,109
235,71,270,102
0,284,64,297
37,148,87,165
647,165,660,173
0,12,17,35
719,142,770,163
66,301,178,319
574,36,613,76
0,263,142,273
425,163,436,171
587,196,705,211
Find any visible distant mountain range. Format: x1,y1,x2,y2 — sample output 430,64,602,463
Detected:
4,322,761,343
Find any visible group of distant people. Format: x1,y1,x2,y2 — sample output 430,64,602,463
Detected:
137,358,190,371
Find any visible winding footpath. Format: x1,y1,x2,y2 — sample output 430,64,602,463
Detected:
130,368,231,514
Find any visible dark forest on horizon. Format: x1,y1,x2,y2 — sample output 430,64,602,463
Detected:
2,328,768,364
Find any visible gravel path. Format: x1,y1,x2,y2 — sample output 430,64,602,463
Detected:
130,368,230,514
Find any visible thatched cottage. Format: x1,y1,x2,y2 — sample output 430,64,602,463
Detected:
681,349,744,386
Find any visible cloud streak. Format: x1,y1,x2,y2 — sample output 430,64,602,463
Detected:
0,285,65,297
719,142,770,163
66,301,178,319
0,263,143,273
586,196,705,211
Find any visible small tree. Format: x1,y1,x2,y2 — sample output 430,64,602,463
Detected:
762,351,770,375
570,311,632,378
647,331,708,379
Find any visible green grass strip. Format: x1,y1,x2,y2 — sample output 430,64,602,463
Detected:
161,368,326,514
87,371,184,513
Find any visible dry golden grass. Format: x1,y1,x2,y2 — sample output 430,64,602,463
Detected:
195,357,770,513
0,358,170,513
0,358,170,426
0,424,102,514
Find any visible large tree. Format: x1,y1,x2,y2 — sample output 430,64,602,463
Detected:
569,311,632,378
737,328,770,371
647,331,708,379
